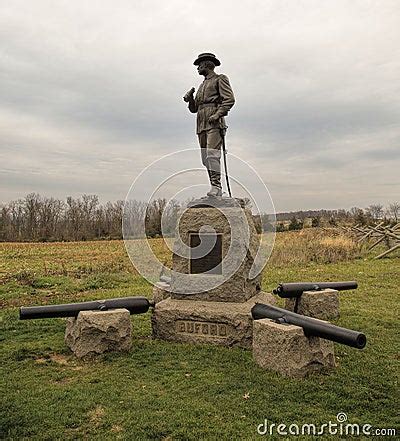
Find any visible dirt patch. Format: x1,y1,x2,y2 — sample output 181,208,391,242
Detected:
111,425,123,433
50,354,69,365
88,405,106,427
70,365,84,371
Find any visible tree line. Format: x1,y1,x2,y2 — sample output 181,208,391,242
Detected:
0,193,399,242
273,203,400,232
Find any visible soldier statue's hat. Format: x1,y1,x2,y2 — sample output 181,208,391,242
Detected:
193,52,221,66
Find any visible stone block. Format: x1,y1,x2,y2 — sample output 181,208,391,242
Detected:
152,282,170,304
170,206,262,302
152,291,275,348
284,289,340,320
65,309,132,358
253,319,336,378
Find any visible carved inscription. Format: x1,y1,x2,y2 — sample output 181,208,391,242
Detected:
176,320,231,338
189,232,222,274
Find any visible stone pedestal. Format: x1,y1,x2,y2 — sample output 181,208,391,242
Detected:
65,309,132,358
152,291,275,348
170,203,262,302
152,201,274,348
253,319,336,378
284,289,340,320
152,282,170,304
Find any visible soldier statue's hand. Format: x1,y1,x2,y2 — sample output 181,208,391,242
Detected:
183,87,195,102
208,114,220,123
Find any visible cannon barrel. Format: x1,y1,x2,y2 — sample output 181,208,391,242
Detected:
251,303,366,349
20,296,153,320
273,281,358,298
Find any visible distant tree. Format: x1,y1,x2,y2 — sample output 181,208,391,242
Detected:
252,215,262,234
311,216,321,227
328,217,338,226
276,223,287,232
123,199,147,239
161,199,180,236
24,193,41,240
38,197,64,241
337,209,349,220
288,217,303,231
260,213,274,232
145,198,167,237
386,202,400,222
366,204,384,221
350,207,367,225
9,200,25,240
81,194,99,239
0,205,10,241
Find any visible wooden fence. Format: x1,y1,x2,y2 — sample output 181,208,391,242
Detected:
342,222,400,259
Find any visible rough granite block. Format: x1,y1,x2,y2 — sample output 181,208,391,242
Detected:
285,289,340,320
65,308,131,358
152,291,275,348
253,318,336,378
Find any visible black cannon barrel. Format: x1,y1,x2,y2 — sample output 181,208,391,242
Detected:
251,303,366,349
273,281,358,298
20,296,153,320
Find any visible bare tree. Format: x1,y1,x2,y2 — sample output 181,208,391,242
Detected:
387,202,400,222
145,198,167,237
366,204,384,221
38,197,64,240
350,207,367,225
24,193,41,240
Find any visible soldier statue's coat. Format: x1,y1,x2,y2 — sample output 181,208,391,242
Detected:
188,71,235,134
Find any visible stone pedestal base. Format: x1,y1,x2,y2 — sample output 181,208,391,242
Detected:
285,289,340,320
152,292,275,349
170,205,262,302
65,309,132,358
253,319,336,378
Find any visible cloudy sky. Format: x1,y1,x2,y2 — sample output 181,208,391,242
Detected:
1,0,399,212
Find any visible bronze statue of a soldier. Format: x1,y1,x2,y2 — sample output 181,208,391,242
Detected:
183,53,235,197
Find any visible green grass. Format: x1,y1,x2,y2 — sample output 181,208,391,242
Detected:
0,238,399,439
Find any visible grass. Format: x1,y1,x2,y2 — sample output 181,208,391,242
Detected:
0,230,399,439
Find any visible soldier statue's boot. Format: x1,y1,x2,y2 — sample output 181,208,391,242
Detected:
205,156,222,197
207,185,222,197
207,168,222,197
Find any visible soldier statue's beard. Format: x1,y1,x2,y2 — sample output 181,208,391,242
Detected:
198,67,207,76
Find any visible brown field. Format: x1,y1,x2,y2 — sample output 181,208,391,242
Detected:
0,228,360,283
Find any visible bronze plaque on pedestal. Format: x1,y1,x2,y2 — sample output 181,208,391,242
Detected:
189,233,222,274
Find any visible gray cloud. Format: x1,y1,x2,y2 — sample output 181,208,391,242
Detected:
1,0,399,210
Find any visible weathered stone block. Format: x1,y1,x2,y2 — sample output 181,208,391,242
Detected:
285,289,340,320
253,319,336,378
170,206,262,302
152,282,170,304
65,309,132,358
152,291,275,348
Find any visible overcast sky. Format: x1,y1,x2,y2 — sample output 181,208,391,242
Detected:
1,0,399,212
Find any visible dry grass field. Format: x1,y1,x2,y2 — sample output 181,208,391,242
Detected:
1,228,360,297
1,228,399,439
0,228,362,310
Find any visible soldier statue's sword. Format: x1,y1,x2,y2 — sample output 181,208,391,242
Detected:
220,128,232,198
